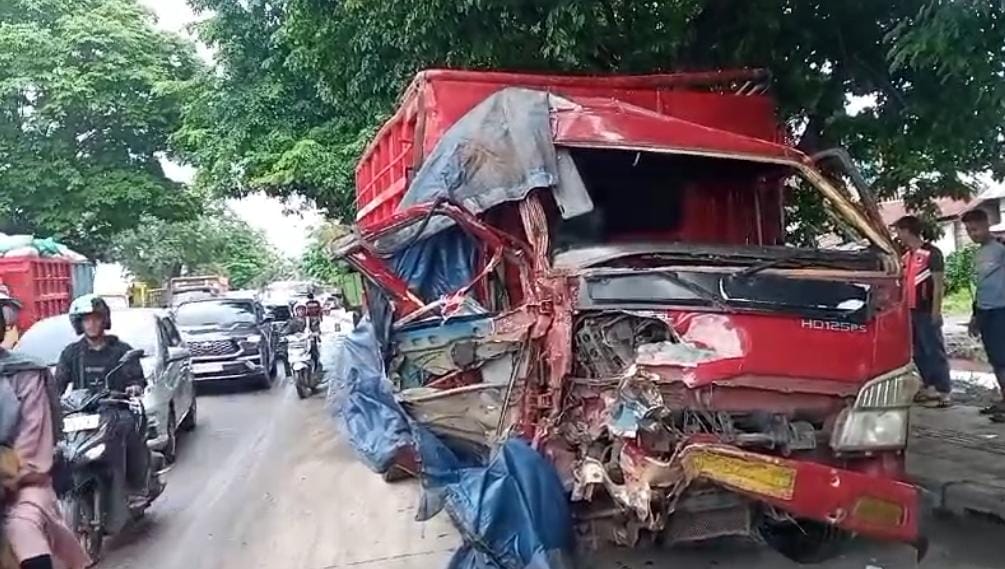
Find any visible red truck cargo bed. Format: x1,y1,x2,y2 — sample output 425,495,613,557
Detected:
355,68,781,230
0,257,72,330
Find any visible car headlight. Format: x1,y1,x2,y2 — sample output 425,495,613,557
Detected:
245,335,262,343
83,443,106,461
831,366,920,452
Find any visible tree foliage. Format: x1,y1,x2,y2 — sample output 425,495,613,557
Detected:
108,211,286,289
173,0,370,219
299,221,351,285
945,243,978,295
0,0,205,257
181,0,1005,224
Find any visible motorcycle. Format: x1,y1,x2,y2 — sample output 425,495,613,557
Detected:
287,331,321,399
56,349,167,560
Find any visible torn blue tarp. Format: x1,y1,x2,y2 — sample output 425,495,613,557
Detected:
390,226,477,302
327,320,574,569
399,88,558,220
325,320,411,472
379,88,592,251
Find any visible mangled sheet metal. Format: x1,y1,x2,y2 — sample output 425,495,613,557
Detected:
394,88,593,245
327,320,574,569
332,84,923,559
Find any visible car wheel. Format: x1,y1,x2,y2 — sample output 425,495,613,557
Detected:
256,372,273,390
179,396,197,432
163,410,177,464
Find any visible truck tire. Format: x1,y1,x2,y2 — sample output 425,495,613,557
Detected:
759,517,848,564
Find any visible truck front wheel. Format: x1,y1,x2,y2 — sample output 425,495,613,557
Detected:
759,517,848,564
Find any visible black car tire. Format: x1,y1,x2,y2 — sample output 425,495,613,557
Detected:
163,410,178,464
179,396,197,432
256,371,273,390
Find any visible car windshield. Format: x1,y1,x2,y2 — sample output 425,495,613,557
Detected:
175,300,257,328
15,311,159,365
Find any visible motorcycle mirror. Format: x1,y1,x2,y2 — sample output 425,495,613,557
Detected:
119,348,145,363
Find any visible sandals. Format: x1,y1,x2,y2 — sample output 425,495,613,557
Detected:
921,394,953,409
914,389,938,404
979,402,1005,415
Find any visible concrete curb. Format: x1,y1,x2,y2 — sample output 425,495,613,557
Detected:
915,475,1005,522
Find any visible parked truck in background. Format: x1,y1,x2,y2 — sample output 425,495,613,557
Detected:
0,257,95,340
335,69,921,561
166,275,229,308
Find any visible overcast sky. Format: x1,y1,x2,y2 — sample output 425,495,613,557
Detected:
139,0,322,258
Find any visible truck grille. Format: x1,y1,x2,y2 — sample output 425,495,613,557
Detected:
189,339,239,357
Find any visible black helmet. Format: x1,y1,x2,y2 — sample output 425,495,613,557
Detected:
69,294,112,335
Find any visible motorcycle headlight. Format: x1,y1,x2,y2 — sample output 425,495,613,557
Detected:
83,443,106,462
831,366,920,452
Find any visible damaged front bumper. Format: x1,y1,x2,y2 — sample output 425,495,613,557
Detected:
574,441,920,545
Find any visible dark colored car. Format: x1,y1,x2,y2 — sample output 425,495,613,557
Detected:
173,298,276,388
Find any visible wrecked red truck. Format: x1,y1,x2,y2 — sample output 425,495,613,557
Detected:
334,69,922,561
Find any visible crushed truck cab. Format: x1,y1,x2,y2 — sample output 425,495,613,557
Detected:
336,69,922,560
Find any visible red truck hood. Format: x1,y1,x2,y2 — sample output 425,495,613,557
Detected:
633,309,909,396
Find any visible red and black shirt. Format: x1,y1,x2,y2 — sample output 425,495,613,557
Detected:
902,243,944,312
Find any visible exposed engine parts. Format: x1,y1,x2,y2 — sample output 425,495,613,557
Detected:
634,408,819,456
573,312,673,378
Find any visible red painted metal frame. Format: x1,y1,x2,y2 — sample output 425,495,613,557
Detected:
354,68,783,230
335,201,538,321
667,443,921,544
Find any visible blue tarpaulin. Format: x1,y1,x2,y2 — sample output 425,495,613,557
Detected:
390,226,477,303
326,321,574,569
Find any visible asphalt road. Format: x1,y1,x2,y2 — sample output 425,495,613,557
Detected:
95,378,1003,569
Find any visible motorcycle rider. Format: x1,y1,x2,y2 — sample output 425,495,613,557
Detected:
1,290,90,569
53,294,150,505
286,302,321,370
305,293,323,334
284,302,308,335
278,303,309,376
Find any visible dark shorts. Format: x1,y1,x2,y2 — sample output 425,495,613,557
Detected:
976,307,1005,369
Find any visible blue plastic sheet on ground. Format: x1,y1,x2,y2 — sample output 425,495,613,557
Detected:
325,320,411,473
326,321,574,569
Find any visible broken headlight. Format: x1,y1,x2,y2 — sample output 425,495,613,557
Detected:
831,366,920,452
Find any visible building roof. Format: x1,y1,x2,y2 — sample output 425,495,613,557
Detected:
879,197,972,226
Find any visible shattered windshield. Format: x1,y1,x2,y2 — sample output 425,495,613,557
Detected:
552,149,878,266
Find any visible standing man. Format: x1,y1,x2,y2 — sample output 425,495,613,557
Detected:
893,215,952,407
962,208,1005,420
1,291,90,569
